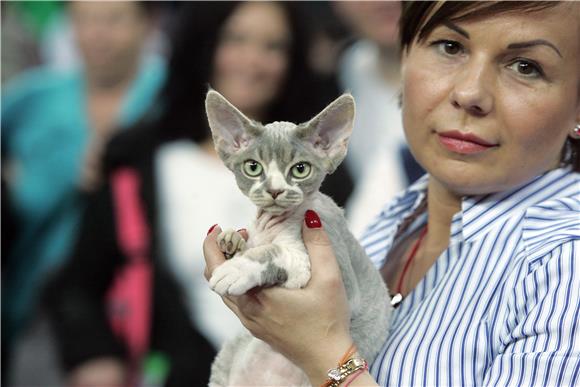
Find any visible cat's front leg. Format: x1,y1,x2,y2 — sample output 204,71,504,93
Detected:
209,244,310,296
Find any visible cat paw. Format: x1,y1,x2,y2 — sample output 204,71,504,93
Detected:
209,257,263,296
217,228,246,259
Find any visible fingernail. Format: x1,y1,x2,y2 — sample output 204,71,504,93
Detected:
207,224,218,235
305,209,321,228
236,228,247,233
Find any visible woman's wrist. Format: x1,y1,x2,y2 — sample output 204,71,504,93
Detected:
301,336,357,386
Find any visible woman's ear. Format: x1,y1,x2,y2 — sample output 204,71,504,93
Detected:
571,97,580,139
571,123,580,140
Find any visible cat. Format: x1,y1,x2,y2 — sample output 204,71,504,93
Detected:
205,90,392,386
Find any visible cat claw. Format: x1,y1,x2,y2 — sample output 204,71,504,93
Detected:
209,257,262,296
217,229,246,259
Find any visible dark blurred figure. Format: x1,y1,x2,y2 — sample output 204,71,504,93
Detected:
45,2,352,386
1,2,165,385
1,171,19,386
297,2,353,77
332,1,424,236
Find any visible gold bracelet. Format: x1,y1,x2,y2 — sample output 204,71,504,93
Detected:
325,357,368,387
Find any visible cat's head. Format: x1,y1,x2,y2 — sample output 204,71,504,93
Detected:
205,90,355,215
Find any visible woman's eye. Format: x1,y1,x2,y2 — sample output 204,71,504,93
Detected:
243,160,263,177
291,162,311,179
507,59,543,78
432,40,464,56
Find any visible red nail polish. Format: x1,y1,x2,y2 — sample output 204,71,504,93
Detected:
305,209,322,228
207,224,218,235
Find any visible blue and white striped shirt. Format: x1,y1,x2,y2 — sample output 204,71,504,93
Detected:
360,167,580,386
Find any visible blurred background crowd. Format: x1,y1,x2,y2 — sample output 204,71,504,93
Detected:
1,1,421,386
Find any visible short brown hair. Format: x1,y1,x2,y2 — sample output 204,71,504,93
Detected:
399,1,579,172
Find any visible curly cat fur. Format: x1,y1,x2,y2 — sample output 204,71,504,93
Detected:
205,90,392,386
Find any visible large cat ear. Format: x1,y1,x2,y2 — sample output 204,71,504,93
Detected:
297,94,355,173
205,89,262,161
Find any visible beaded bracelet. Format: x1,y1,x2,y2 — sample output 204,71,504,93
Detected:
321,344,368,387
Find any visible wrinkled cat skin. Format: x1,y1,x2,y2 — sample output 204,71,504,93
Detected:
205,90,392,386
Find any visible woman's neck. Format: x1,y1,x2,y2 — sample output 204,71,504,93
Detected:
85,68,136,136
424,178,463,255
86,84,129,137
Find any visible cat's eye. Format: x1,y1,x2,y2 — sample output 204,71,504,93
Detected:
291,162,311,179
243,160,263,177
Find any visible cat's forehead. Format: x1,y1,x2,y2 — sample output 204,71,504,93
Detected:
263,121,297,137
245,121,310,165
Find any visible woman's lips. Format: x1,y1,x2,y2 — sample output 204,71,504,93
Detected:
437,130,498,155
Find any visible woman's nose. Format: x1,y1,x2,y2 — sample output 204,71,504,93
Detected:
239,41,265,68
450,59,494,116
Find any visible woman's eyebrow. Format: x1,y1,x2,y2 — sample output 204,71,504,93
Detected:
441,22,563,59
443,22,469,38
507,40,563,58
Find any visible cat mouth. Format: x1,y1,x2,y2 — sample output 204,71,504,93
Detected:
264,203,285,210
262,203,289,214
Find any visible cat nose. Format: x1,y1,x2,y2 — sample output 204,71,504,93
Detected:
267,189,285,199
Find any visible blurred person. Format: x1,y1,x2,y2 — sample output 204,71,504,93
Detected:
333,1,424,236
294,2,353,77
45,2,352,386
1,1,165,385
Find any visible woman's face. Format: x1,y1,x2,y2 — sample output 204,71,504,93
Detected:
401,4,580,196
213,2,291,119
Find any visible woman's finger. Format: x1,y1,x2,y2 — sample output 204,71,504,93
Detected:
203,224,224,280
222,294,242,315
302,210,342,282
222,293,264,334
237,228,249,240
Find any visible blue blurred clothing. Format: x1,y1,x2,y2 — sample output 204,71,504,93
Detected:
1,56,166,340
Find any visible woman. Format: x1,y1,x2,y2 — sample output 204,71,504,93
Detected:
204,2,580,386
46,2,351,386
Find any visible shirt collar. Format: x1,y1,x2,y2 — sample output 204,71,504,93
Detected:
452,167,578,244
376,168,577,246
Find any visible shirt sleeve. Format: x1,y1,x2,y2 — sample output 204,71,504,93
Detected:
483,239,580,386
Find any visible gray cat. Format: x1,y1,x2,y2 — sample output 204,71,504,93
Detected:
205,90,392,386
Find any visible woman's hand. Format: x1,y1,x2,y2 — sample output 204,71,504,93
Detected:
203,211,354,384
